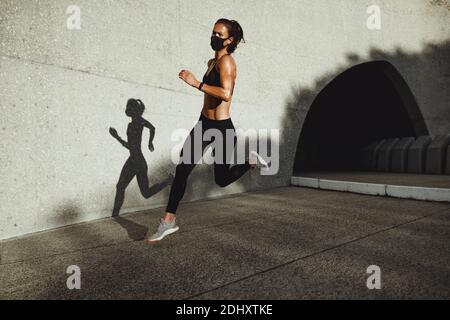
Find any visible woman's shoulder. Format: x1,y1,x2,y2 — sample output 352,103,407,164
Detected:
216,54,236,69
219,54,235,63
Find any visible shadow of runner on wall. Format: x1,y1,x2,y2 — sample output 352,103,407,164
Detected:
109,98,174,218
108,98,174,239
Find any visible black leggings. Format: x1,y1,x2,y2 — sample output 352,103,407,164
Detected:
166,113,251,214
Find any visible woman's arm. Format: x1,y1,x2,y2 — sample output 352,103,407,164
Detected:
143,119,156,152
199,57,235,102
109,127,130,149
117,137,130,150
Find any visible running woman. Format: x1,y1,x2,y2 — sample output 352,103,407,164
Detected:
147,19,268,242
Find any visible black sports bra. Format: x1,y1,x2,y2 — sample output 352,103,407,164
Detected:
202,56,228,86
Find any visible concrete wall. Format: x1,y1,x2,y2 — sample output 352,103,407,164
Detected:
1,0,449,240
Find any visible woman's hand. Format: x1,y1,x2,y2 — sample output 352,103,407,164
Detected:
179,69,200,88
109,127,119,138
148,143,155,152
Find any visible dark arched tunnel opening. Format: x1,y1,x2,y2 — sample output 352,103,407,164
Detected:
293,60,429,174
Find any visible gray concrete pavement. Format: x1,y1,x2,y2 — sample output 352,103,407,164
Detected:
1,186,449,299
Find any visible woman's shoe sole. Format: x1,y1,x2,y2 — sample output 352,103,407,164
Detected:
147,226,179,242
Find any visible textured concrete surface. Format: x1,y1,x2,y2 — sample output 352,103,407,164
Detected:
391,137,415,173
447,145,450,174
425,134,450,174
1,0,450,239
0,186,449,300
361,139,386,170
407,136,432,174
377,138,400,172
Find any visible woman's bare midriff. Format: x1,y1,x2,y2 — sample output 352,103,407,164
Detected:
201,93,232,120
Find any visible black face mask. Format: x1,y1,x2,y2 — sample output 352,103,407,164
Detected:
210,35,230,51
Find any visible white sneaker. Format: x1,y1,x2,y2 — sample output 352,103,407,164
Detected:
147,218,179,242
249,151,270,169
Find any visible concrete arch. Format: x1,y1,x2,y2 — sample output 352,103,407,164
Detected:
293,60,429,173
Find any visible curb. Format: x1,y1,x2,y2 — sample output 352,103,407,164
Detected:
291,176,450,203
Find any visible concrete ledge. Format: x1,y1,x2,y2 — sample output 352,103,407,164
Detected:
291,176,450,202
319,179,348,192
291,176,319,188
346,181,386,196
386,185,450,202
